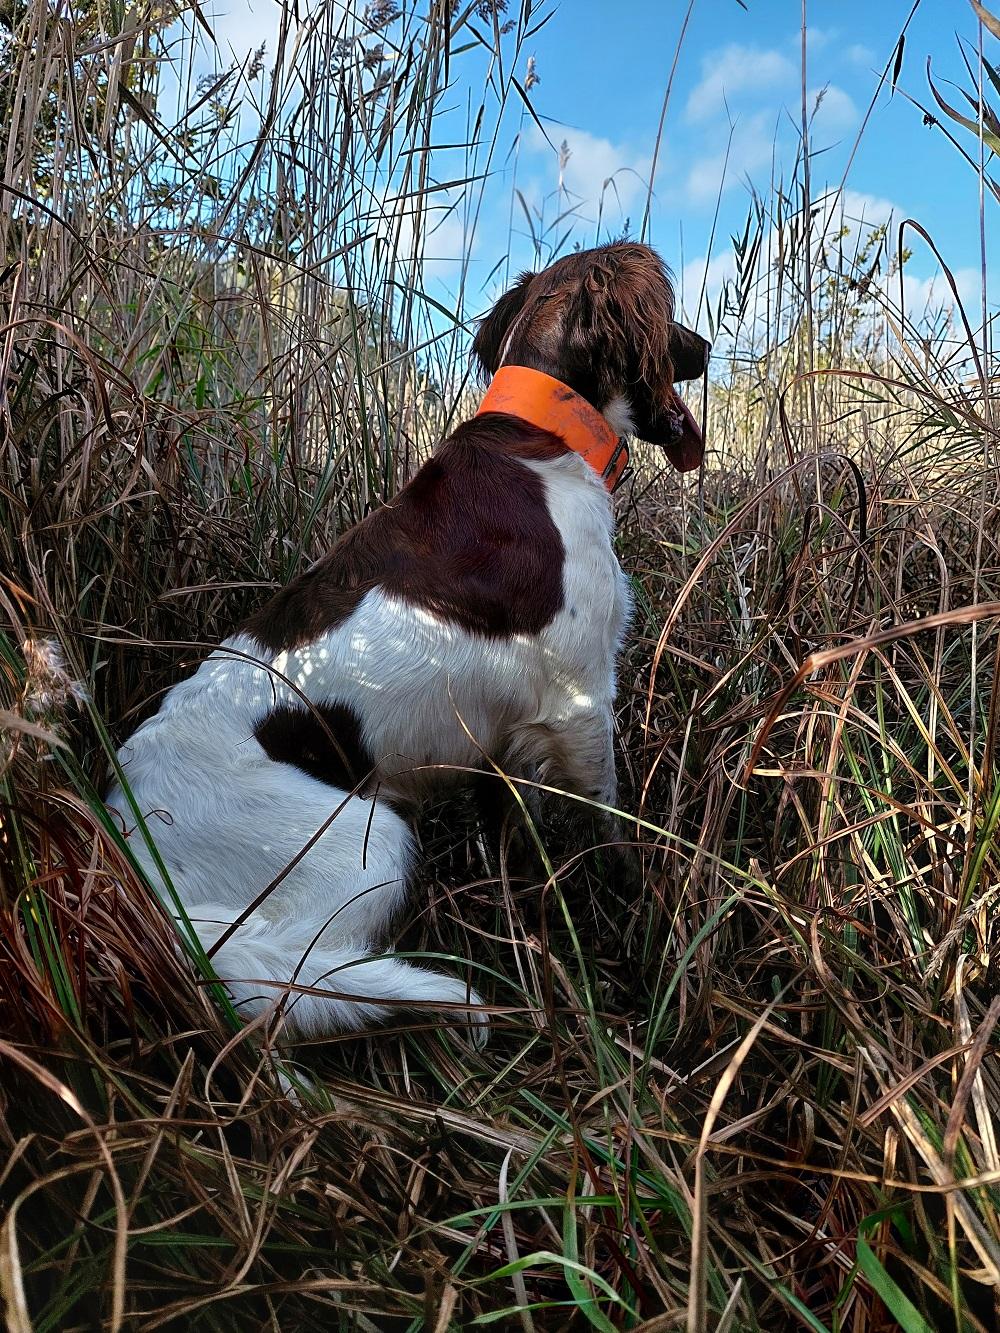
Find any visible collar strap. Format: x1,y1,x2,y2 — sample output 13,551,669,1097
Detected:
475,366,629,492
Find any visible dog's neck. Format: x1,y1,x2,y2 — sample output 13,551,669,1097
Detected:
475,366,630,492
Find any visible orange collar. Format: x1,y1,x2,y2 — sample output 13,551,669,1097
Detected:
475,366,629,492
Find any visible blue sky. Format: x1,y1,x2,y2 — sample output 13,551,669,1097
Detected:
203,0,997,335
465,0,994,328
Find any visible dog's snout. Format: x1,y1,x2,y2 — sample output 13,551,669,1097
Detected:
668,323,711,382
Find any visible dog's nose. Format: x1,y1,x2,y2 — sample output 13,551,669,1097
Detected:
668,322,711,382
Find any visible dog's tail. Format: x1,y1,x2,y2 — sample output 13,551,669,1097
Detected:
183,902,484,1041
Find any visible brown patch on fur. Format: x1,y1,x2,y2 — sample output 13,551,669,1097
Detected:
255,701,375,791
242,415,566,654
472,241,708,471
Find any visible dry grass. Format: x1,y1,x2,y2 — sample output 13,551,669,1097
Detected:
3,1,1000,1329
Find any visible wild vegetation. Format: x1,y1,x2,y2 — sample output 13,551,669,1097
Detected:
2,0,1000,1329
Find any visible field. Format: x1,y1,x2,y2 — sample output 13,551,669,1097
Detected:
2,1,1000,1329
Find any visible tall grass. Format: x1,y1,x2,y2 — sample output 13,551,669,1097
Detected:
2,0,1000,1328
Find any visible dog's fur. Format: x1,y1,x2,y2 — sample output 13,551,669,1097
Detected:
107,241,709,1039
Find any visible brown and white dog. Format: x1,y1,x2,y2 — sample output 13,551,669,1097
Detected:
107,241,709,1039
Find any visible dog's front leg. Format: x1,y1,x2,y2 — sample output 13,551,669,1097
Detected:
471,764,544,882
514,709,642,893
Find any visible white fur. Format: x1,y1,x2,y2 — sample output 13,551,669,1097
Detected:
601,394,637,438
108,451,630,1039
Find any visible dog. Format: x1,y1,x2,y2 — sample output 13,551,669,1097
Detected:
106,241,709,1040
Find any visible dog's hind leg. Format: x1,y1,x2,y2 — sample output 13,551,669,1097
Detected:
112,757,485,1042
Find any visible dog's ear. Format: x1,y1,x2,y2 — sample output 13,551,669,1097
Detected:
597,246,708,472
472,270,536,379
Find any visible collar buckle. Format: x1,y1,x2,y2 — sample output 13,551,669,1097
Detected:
602,436,630,490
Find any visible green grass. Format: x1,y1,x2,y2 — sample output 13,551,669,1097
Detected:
2,0,1000,1328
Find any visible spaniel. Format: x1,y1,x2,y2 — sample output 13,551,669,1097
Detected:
107,241,710,1039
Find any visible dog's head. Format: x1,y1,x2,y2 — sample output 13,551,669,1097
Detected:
472,242,710,472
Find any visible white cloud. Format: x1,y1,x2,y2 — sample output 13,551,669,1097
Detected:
682,110,777,204
805,27,838,53
420,204,475,278
208,0,284,59
789,188,898,249
900,267,981,319
524,124,651,228
680,250,736,329
813,192,981,326
809,84,858,137
846,43,875,68
372,182,474,284
837,188,898,228
683,153,728,205
669,196,983,352
685,44,795,122
790,188,899,275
